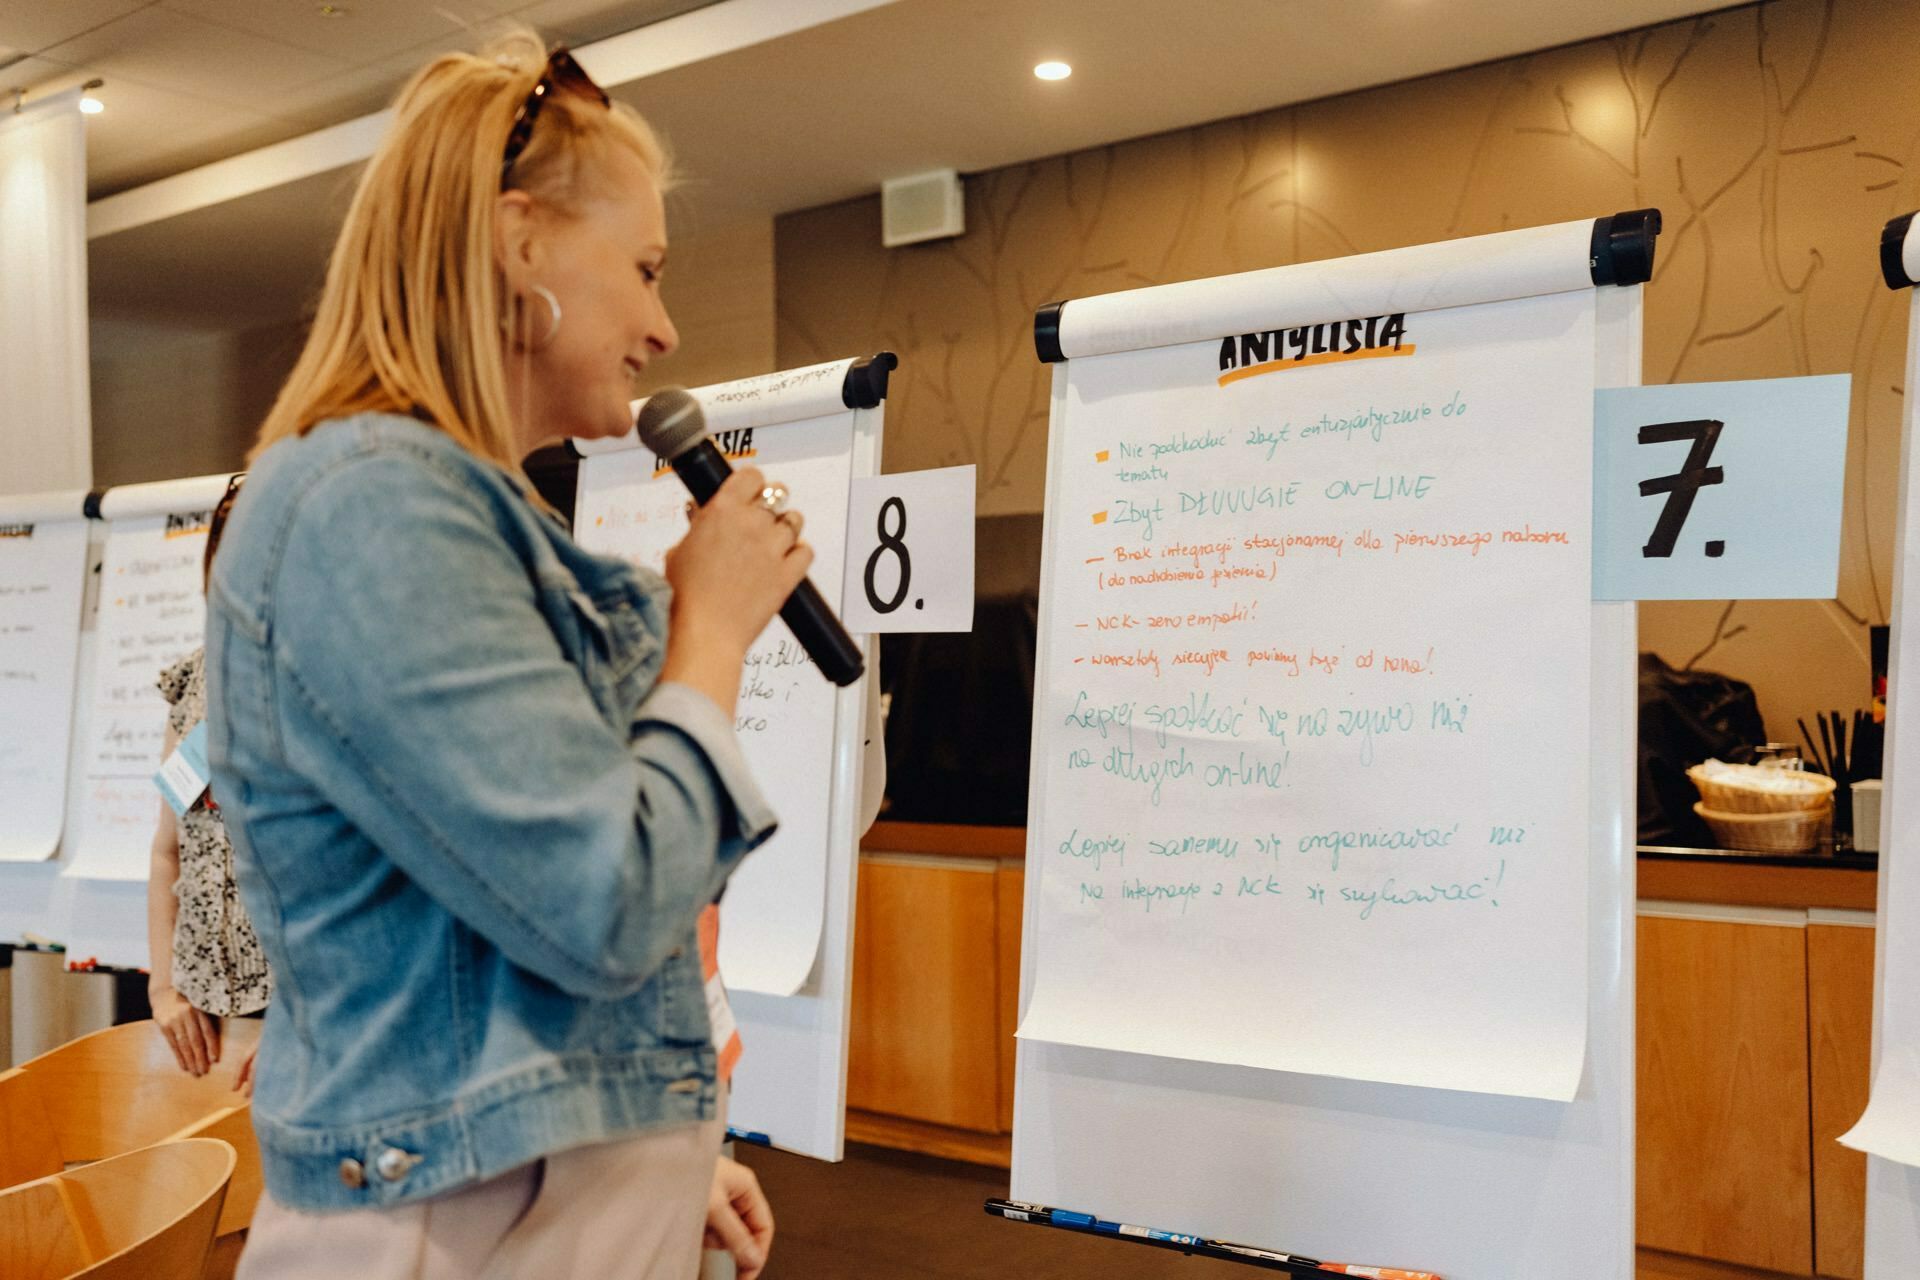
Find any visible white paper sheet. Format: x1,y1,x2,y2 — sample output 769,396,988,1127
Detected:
64,511,210,881
575,412,856,997
575,358,856,455
0,514,88,861
1842,286,1920,1176
1845,1048,1920,1167
839,465,976,633
1018,290,1595,1100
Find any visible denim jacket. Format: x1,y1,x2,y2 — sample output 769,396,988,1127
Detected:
204,412,776,1212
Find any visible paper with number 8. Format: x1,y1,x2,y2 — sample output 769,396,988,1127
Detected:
840,466,976,633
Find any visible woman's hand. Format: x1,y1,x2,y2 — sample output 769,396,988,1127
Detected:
704,1155,774,1280
661,466,812,711
150,985,220,1077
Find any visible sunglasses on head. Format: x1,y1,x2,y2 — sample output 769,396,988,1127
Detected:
501,47,611,189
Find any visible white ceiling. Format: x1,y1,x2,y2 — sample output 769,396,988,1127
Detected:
68,0,1738,330
0,0,714,195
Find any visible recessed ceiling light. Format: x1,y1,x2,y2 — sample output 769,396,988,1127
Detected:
79,95,103,114
1034,61,1072,81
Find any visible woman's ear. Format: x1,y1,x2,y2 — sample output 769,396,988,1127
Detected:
494,189,541,292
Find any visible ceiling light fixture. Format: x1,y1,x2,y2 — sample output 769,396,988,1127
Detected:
79,96,103,114
1034,61,1071,81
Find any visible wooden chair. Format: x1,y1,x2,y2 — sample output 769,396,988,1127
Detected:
0,1019,263,1241
0,1137,235,1279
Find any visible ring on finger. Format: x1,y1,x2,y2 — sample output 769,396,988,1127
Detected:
757,483,790,515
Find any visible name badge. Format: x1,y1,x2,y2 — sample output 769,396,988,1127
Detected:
699,904,742,1083
154,722,212,817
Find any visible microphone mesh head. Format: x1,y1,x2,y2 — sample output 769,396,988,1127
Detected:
633,387,707,458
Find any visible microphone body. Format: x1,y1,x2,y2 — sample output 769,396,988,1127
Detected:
659,428,865,689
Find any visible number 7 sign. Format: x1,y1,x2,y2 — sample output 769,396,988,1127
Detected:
1592,375,1848,601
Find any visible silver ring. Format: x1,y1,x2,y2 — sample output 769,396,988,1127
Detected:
758,483,790,515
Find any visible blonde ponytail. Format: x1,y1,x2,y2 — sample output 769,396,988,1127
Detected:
254,30,669,469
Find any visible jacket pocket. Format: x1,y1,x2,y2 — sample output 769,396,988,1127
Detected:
553,587,661,726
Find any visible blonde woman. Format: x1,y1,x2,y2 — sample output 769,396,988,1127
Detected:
207,34,798,1279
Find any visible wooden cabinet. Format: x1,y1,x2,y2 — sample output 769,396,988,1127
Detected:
1636,906,1877,1278
848,856,1002,1131
1808,918,1875,1280
1636,912,1814,1273
844,826,1028,1165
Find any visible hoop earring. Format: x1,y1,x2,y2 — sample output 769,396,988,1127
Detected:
529,284,562,348
502,284,563,351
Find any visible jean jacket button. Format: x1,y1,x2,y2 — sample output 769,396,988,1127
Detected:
375,1146,423,1183
338,1157,366,1189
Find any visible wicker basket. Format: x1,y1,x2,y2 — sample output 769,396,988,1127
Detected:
1694,800,1831,854
1686,763,1835,814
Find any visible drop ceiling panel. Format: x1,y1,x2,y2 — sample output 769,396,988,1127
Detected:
511,0,716,47
0,0,153,56
39,5,351,108
160,0,520,60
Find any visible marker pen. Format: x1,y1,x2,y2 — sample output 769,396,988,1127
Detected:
1203,1238,1322,1267
984,1199,1059,1224
1320,1264,1442,1280
724,1127,771,1146
1094,1219,1201,1246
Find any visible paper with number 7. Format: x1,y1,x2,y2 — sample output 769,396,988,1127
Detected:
1591,375,1848,601
840,466,976,632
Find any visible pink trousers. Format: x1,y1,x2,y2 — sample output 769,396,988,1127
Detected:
236,1111,724,1280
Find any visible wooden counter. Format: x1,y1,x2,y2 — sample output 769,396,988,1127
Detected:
1637,850,1877,911
860,821,1026,859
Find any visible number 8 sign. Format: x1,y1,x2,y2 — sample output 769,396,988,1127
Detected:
841,466,977,632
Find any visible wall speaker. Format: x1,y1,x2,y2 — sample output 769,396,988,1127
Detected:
881,169,965,247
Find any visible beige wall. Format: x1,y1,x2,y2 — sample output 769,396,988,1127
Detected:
774,0,1919,744
635,216,777,395
89,317,304,488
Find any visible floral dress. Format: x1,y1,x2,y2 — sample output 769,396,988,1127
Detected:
158,649,272,1016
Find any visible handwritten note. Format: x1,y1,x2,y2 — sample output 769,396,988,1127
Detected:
64,512,209,881
1017,291,1595,1100
575,412,857,997
0,517,88,861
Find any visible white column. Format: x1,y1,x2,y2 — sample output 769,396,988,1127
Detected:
0,87,92,495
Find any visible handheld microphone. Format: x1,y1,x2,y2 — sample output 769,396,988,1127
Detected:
634,388,865,687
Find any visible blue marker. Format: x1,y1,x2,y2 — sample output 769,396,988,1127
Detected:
725,1127,771,1146
1096,1219,1201,1247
